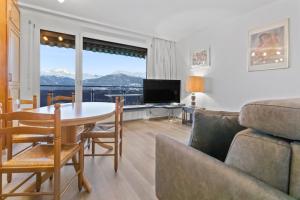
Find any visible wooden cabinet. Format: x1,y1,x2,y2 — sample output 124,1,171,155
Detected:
0,0,20,112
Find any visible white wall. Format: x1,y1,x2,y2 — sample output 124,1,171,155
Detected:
177,0,300,111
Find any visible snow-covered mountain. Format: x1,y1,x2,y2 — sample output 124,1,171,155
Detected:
40,71,144,86
41,68,145,80
111,70,146,78
41,68,74,79
41,68,101,80
83,73,143,86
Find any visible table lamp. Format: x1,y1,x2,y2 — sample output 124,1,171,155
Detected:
185,76,204,107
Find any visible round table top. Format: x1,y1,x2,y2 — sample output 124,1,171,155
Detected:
31,102,115,127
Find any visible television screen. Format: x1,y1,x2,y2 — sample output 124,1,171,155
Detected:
143,79,181,104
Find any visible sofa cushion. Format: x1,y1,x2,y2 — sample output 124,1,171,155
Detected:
225,129,291,193
239,98,300,140
289,142,300,199
188,110,245,161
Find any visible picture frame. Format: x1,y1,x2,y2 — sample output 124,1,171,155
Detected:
248,19,289,71
191,48,210,68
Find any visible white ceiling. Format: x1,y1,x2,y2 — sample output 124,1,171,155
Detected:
19,0,277,41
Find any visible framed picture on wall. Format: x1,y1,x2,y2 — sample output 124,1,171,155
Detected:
248,19,289,71
191,48,210,68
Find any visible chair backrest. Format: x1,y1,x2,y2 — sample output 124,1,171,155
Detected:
0,104,62,161
47,92,75,106
19,95,37,110
115,96,124,134
7,96,38,112
7,96,39,127
225,98,300,199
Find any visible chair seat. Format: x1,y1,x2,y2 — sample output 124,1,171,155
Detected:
2,144,79,171
92,123,115,132
12,134,52,143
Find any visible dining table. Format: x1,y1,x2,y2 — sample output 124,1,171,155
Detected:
22,102,115,192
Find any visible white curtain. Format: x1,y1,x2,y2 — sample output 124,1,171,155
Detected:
20,19,35,99
147,38,177,80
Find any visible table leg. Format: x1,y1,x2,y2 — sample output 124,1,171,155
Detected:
62,126,78,145
62,126,92,192
183,111,187,124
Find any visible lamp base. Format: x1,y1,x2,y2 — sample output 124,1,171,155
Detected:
191,93,196,107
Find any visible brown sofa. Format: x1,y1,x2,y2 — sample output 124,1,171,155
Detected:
156,98,300,200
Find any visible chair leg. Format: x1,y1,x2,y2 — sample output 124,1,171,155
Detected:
92,140,95,156
78,144,84,191
49,174,53,181
53,169,60,200
36,173,42,192
114,137,119,172
87,138,91,149
119,131,123,157
0,172,2,197
7,142,12,183
7,173,12,184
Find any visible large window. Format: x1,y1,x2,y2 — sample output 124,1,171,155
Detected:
39,30,147,106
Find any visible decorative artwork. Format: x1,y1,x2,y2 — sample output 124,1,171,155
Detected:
191,48,210,67
248,19,289,71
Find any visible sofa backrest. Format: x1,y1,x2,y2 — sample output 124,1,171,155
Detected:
225,98,300,198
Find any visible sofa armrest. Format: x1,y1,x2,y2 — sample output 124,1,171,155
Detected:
156,134,294,200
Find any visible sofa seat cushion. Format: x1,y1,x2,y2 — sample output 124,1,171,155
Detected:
189,110,245,161
225,129,291,193
239,98,300,140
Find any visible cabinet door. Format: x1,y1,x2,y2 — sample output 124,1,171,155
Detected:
7,0,20,30
7,0,20,102
7,25,20,100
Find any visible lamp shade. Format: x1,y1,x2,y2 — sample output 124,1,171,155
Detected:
186,76,204,93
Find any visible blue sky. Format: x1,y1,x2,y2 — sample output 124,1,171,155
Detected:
40,45,146,78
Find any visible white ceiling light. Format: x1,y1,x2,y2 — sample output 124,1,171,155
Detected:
57,0,64,3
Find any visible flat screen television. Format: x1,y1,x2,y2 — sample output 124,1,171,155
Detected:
143,79,181,104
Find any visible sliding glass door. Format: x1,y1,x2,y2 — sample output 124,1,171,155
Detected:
39,30,76,106
39,30,147,106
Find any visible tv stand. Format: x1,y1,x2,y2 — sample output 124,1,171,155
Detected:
123,104,184,121
148,103,185,120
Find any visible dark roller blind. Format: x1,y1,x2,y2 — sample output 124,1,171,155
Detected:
83,37,147,58
40,30,147,58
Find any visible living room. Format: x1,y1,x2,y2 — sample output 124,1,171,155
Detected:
0,0,299,199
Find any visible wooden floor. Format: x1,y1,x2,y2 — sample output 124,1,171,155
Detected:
6,119,191,200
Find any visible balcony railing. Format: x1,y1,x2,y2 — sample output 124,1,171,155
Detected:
40,85,143,107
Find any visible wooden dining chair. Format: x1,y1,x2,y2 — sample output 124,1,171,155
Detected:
6,97,53,183
0,104,84,199
82,96,124,172
47,92,75,106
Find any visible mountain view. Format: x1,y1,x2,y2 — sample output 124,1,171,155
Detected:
40,69,145,87
83,73,143,86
